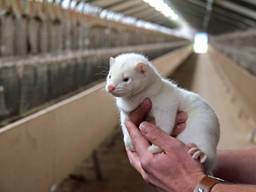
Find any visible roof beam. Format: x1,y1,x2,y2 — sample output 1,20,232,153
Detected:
211,10,250,28
202,0,214,31
137,10,175,26
115,2,143,12
131,7,158,18
177,7,246,32
143,13,166,21
135,12,172,26
149,18,174,27
91,0,120,7
207,22,239,34
102,0,126,9
231,0,256,10
149,15,168,23
215,0,256,20
212,3,256,26
173,1,206,16
176,0,255,27
240,0,256,6
109,0,142,12
122,4,147,15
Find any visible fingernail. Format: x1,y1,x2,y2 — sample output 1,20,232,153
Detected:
143,98,151,109
139,122,148,133
177,113,186,121
177,113,184,119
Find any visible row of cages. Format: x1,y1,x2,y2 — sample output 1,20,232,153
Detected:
0,42,188,126
0,4,175,57
212,29,256,75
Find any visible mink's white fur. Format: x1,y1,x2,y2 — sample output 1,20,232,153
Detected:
105,53,220,173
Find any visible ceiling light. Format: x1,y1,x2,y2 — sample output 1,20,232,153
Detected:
193,32,208,54
142,0,178,20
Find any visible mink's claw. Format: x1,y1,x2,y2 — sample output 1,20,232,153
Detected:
187,144,207,164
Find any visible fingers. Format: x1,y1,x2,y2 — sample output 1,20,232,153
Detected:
126,149,146,175
172,122,186,137
126,148,168,191
176,111,188,123
139,122,183,152
125,120,150,158
128,98,152,126
172,111,187,136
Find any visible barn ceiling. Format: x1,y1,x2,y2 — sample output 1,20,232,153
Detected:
83,0,256,35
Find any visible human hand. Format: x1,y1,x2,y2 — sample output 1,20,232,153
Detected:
128,98,188,136
125,120,205,192
172,111,188,137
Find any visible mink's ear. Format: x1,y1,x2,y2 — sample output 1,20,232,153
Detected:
135,63,147,74
109,57,115,67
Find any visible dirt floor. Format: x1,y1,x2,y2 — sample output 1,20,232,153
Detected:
55,129,151,192
56,51,255,192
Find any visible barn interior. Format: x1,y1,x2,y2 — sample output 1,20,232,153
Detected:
0,0,255,192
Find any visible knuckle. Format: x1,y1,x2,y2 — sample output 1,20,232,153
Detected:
169,139,183,150
189,143,197,148
128,157,133,165
142,174,150,183
148,129,161,141
130,133,139,142
141,157,152,169
128,130,136,138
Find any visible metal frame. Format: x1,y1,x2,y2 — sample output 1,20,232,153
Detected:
170,0,256,33
215,0,256,20
109,0,142,12
15,0,256,34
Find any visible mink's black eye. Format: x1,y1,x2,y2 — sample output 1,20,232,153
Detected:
123,77,129,82
109,75,111,79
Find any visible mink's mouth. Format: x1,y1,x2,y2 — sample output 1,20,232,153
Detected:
110,89,130,97
110,92,126,97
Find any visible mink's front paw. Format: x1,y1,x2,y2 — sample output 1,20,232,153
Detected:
124,136,134,151
147,144,162,154
187,144,207,163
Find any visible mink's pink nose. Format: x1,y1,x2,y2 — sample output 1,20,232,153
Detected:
108,85,116,92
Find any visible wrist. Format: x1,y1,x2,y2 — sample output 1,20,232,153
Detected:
193,175,225,192
189,173,206,192
167,172,205,192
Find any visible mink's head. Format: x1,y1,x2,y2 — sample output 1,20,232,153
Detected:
105,53,155,98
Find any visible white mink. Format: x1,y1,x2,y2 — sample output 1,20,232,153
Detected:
105,53,220,173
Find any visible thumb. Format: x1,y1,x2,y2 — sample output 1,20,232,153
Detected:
139,122,182,152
